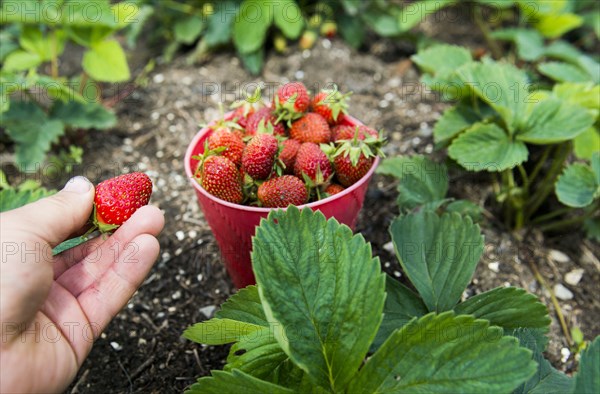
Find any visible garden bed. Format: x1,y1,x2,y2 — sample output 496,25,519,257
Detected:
59,35,600,393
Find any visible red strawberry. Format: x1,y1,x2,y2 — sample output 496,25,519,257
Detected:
242,134,279,180
332,124,378,141
199,156,243,203
311,89,350,125
324,183,345,196
245,107,286,136
290,113,331,144
230,87,262,129
333,153,375,187
273,82,310,123
257,175,308,207
294,142,333,185
279,138,301,174
207,129,245,167
94,172,152,232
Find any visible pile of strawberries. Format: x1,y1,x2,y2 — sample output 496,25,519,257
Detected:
193,82,383,208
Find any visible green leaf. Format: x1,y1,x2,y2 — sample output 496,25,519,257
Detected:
592,153,600,186
573,336,600,394
183,318,264,345
432,104,490,145
49,100,116,129
0,187,55,212
448,123,529,172
224,327,291,381
552,82,600,111
510,328,574,394
82,40,130,82
584,217,600,241
377,155,449,211
350,312,537,394
186,369,294,394
252,207,385,391
338,13,365,49
397,0,455,32
61,0,115,27
238,48,264,76
273,0,303,39
517,98,596,144
456,61,529,133
0,101,65,169
2,50,41,71
174,15,204,44
215,285,267,327
412,44,472,79
491,28,545,61
574,128,600,160
538,62,592,83
371,276,428,351
543,41,600,83
19,26,66,61
390,211,484,312
233,0,273,54
362,8,402,37
454,287,551,330
203,1,238,48
535,13,583,39
446,199,483,222
35,76,87,104
555,163,598,208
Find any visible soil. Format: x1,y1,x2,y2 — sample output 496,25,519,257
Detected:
4,9,597,393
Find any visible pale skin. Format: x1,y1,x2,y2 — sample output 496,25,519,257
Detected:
0,176,165,393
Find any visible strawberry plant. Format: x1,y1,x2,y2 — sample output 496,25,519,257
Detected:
0,0,139,170
182,206,599,393
412,45,599,232
192,82,384,207
0,169,55,212
376,154,483,221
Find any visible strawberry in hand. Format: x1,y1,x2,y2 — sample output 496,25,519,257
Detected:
93,172,153,233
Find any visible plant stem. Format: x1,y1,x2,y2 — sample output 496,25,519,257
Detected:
79,72,89,96
527,258,573,348
51,30,59,79
538,206,598,232
528,145,553,185
525,143,571,220
473,4,503,59
531,206,575,224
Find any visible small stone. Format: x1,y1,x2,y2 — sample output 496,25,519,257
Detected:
100,333,107,339
138,338,147,346
393,271,401,278
110,341,122,351
175,231,185,241
172,290,182,300
560,347,570,363
321,39,331,49
153,74,165,84
197,274,203,282
166,113,175,121
188,230,198,239
384,261,391,268
549,250,570,263
488,262,500,273
200,305,216,318
168,306,176,313
294,70,305,80
383,241,395,253
554,283,574,300
565,269,584,286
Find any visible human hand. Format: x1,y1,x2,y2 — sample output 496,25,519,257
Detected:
0,176,165,393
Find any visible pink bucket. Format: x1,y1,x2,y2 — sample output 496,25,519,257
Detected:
184,114,379,288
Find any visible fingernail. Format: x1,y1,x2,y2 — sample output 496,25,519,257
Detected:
63,176,92,194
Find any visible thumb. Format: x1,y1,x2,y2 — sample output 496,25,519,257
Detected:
8,176,95,247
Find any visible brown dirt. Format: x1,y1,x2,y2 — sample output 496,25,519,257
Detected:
0,9,588,392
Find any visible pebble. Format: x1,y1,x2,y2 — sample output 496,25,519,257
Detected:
188,230,198,238
488,262,500,273
549,250,570,263
166,113,175,121
200,305,216,318
175,231,185,241
384,261,391,268
322,39,331,49
138,338,147,346
110,342,122,351
554,283,574,300
564,269,584,286
153,74,165,84
393,271,401,278
295,70,305,80
168,306,177,313
197,274,204,282
383,241,395,253
561,347,570,363
172,290,182,300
